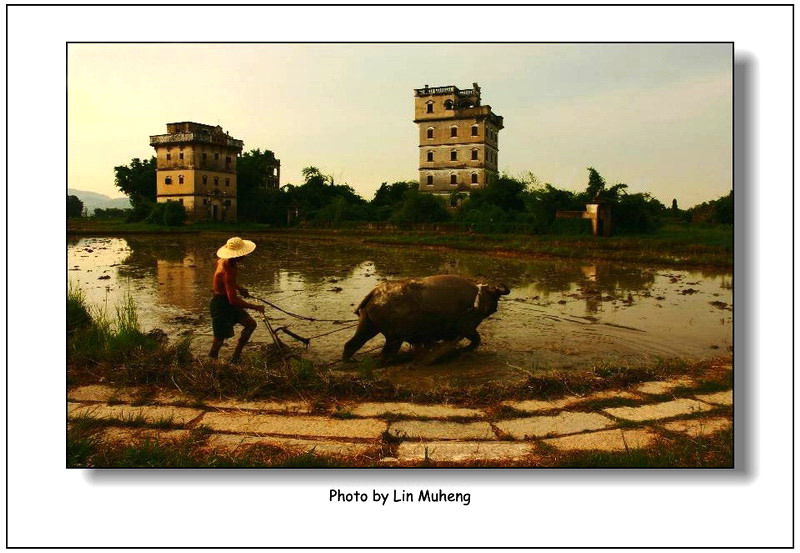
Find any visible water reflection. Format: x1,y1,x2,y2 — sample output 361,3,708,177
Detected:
67,235,732,382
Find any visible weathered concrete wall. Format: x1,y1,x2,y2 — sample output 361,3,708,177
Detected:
414,84,502,192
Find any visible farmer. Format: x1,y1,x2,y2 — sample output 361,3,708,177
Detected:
209,237,265,362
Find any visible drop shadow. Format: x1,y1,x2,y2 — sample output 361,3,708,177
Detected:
84,54,751,488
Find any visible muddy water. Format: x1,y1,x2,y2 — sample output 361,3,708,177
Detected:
68,235,732,387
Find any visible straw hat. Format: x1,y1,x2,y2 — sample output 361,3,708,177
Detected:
217,237,256,259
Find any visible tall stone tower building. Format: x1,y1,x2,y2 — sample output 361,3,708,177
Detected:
150,122,244,222
414,83,504,197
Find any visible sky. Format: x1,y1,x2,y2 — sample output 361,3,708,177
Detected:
68,43,731,208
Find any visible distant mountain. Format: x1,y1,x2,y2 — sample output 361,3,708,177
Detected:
68,188,131,214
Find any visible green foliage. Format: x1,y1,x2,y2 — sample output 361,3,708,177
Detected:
613,192,665,234
114,157,157,220
390,188,451,224
585,167,607,199
67,283,92,335
93,207,130,219
67,195,84,218
67,287,177,368
370,181,416,221
688,191,733,225
145,201,186,226
237,149,287,225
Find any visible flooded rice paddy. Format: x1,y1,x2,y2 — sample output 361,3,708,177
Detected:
68,235,732,387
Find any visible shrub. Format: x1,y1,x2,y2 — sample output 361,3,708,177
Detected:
145,201,186,226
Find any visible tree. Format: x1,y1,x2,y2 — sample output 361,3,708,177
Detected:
585,167,607,199
114,157,157,220
145,201,186,226
390,189,450,224
237,149,284,223
67,195,84,218
370,181,416,220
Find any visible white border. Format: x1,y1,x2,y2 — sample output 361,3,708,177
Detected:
7,4,793,548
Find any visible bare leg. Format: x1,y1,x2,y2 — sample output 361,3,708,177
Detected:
209,338,224,359
231,316,257,363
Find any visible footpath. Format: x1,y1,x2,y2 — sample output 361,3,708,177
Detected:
67,365,732,466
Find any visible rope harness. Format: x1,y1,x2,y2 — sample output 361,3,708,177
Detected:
250,294,358,349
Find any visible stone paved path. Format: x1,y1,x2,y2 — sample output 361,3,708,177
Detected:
67,377,733,466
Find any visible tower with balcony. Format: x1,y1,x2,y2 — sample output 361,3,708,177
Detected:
149,122,244,222
414,82,504,199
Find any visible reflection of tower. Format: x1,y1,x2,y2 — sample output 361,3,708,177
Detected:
156,255,200,309
414,82,503,199
150,122,244,222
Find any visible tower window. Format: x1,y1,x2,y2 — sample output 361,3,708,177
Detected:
202,175,208,185
471,173,479,184
471,125,478,136
179,152,184,160
427,127,434,139
164,176,172,185
166,152,171,161
450,174,457,185
426,101,434,113
214,153,219,160
202,153,207,161
178,175,184,184
450,126,458,138
226,156,231,165
427,151,434,162
214,177,219,186
224,200,231,207
225,178,230,187
471,149,478,161
444,99,454,110
426,175,433,185
450,150,457,161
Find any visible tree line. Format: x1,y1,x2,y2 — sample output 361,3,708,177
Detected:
101,149,733,234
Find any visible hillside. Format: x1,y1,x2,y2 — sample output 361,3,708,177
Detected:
68,188,131,214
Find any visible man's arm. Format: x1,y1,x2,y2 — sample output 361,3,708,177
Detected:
225,273,262,311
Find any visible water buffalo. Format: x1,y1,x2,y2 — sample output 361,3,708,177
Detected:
342,274,510,363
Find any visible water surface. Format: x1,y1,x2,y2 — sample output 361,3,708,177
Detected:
68,235,732,387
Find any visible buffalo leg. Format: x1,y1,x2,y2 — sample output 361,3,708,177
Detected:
380,338,403,363
462,330,481,351
342,317,379,361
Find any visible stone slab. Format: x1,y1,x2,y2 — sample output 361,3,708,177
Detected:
604,399,713,422
67,402,203,425
495,412,614,439
635,378,694,395
348,402,483,419
205,433,375,457
387,421,495,441
501,391,638,413
199,412,386,440
397,441,536,462
100,427,191,446
544,429,657,452
662,417,732,437
68,385,136,403
694,390,732,406
205,399,312,413
500,397,577,412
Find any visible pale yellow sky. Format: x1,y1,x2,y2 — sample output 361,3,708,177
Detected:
68,43,731,207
